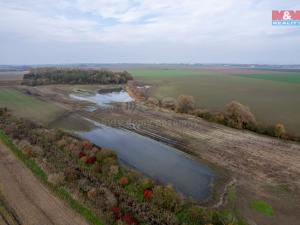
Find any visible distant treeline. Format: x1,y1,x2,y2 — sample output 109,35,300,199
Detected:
22,68,133,86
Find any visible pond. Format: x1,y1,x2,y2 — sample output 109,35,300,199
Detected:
77,120,215,202
70,89,133,107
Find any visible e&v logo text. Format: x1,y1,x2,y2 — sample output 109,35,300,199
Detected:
272,10,300,26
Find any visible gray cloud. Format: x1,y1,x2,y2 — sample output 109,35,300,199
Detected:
0,0,299,64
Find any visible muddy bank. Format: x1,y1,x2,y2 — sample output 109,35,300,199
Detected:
97,87,123,94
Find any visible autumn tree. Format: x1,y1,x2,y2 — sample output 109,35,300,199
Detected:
274,123,286,138
176,95,195,113
225,101,257,129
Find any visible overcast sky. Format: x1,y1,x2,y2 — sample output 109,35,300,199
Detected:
0,0,300,65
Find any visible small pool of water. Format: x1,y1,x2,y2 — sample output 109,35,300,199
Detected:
70,90,133,107
78,120,215,202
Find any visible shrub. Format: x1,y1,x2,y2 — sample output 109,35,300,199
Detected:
109,165,120,176
96,149,117,162
24,147,33,158
67,141,82,156
213,112,225,123
143,189,153,201
161,97,177,110
57,138,68,148
122,213,138,225
100,187,118,208
151,185,182,213
161,211,179,225
91,162,102,173
274,123,286,138
147,97,160,106
103,156,118,166
101,157,118,174
119,177,129,186
80,156,89,163
64,168,79,182
31,145,43,156
111,206,121,219
17,139,31,150
82,140,93,151
197,111,226,124
176,95,195,113
17,142,40,158
177,205,208,225
116,220,127,225
193,108,206,117
86,156,97,165
141,178,153,190
87,188,98,200
91,147,99,155
48,172,65,186
225,101,257,129
79,151,86,158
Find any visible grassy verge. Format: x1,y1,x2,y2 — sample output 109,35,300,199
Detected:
0,130,104,225
250,199,274,217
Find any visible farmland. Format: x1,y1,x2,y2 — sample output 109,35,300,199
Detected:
0,67,299,225
0,71,25,85
0,88,65,125
131,68,300,135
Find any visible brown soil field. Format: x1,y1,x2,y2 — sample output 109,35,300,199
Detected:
0,141,89,225
7,84,300,225
0,72,25,86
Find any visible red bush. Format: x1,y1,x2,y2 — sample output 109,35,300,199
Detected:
111,206,121,219
86,156,97,165
122,213,138,225
143,189,153,201
79,151,86,158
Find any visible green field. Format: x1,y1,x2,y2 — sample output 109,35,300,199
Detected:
0,88,65,125
238,73,300,84
132,69,201,77
131,69,300,135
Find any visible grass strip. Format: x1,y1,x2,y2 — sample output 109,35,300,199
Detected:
250,199,274,217
0,130,104,225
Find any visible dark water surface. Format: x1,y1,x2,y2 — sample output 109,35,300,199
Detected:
78,121,215,201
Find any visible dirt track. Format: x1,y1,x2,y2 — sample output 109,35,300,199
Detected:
0,142,89,225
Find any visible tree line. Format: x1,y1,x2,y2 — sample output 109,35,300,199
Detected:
22,68,133,86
